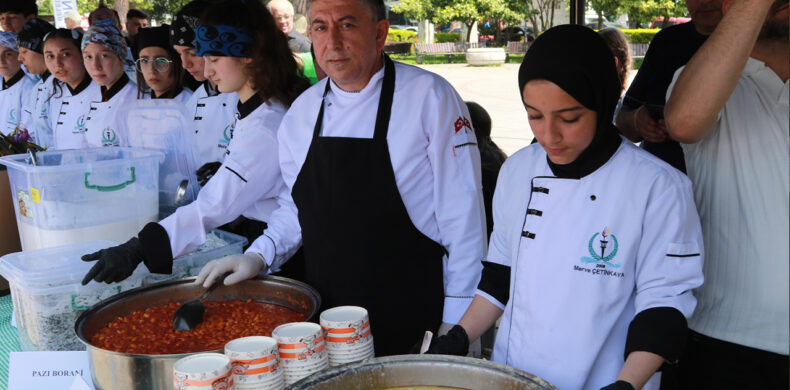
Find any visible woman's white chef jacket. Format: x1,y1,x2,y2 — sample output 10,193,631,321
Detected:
185,82,238,166
158,96,287,258
247,61,487,324
83,78,137,148
482,140,704,390
142,88,193,105
20,75,53,142
48,79,102,150
0,71,35,135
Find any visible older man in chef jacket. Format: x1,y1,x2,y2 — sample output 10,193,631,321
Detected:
197,0,486,357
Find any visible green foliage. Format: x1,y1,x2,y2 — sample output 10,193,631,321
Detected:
387,29,418,42
435,32,461,43
622,28,659,43
393,0,521,42
37,0,181,22
618,0,687,27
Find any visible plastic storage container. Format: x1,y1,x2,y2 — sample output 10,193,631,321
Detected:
0,148,163,251
0,231,247,352
0,241,148,351
120,100,201,219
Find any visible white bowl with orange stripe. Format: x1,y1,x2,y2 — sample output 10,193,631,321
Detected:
320,306,375,366
225,336,283,386
173,353,234,390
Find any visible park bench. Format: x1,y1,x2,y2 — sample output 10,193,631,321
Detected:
505,41,530,61
414,42,488,64
629,43,649,59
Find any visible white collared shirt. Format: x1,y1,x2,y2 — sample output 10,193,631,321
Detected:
248,61,487,324
668,58,790,355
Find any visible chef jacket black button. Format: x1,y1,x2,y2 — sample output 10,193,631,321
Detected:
590,195,596,201
521,231,535,239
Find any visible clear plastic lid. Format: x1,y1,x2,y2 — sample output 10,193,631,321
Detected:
0,240,134,293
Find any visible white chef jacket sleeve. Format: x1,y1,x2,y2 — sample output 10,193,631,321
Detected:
475,156,518,311
245,111,304,271
423,78,486,324
634,171,704,317
158,114,284,258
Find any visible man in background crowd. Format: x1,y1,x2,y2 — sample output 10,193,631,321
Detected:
0,0,36,33
665,0,789,387
124,8,148,58
615,0,723,172
267,0,311,53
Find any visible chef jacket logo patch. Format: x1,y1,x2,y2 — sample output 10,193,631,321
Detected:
218,123,233,148
101,127,118,146
7,108,15,123
451,115,476,155
74,115,86,133
574,227,624,278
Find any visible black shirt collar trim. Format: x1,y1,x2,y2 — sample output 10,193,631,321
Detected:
237,93,263,120
152,86,184,99
67,75,92,96
2,70,25,90
204,81,220,97
101,73,130,102
546,128,622,179
41,71,51,83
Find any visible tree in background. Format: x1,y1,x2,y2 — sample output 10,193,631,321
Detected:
37,0,186,25
394,0,522,43
618,0,687,28
588,0,620,29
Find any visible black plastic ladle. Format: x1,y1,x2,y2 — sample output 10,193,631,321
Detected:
172,273,230,331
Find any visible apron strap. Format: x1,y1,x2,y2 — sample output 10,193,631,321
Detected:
311,54,396,141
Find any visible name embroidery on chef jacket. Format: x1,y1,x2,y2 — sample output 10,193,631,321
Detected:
574,227,625,278
101,126,119,147
74,115,87,134
451,115,476,156
217,122,234,150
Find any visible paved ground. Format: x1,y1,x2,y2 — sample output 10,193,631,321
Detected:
417,63,532,156
418,63,636,156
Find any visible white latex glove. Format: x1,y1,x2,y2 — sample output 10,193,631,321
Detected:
194,252,268,288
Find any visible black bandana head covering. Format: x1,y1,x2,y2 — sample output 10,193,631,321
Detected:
136,25,175,55
170,0,210,48
518,24,622,179
17,18,55,53
195,24,253,57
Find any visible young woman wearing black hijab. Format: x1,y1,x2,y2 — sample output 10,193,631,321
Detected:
417,25,705,390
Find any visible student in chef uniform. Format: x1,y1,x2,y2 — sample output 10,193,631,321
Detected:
80,0,310,287
17,18,55,143
42,29,101,150
81,19,137,148
196,0,487,357
133,25,191,104
416,25,705,390
170,0,238,184
0,32,34,135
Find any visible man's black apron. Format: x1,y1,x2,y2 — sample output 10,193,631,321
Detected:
291,56,445,356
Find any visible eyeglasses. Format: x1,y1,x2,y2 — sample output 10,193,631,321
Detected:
134,57,173,73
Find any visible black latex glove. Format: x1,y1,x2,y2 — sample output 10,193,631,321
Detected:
196,161,222,187
600,380,635,390
409,325,470,356
81,238,145,285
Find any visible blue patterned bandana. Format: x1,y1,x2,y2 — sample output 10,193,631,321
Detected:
82,18,128,59
195,25,253,57
0,32,18,52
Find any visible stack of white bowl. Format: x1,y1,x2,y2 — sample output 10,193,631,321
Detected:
320,306,375,366
272,322,329,385
225,336,284,390
173,353,234,390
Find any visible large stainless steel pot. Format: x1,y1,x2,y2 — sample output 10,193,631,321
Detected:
75,275,320,390
289,355,558,389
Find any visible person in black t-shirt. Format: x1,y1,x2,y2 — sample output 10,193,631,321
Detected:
614,0,723,173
